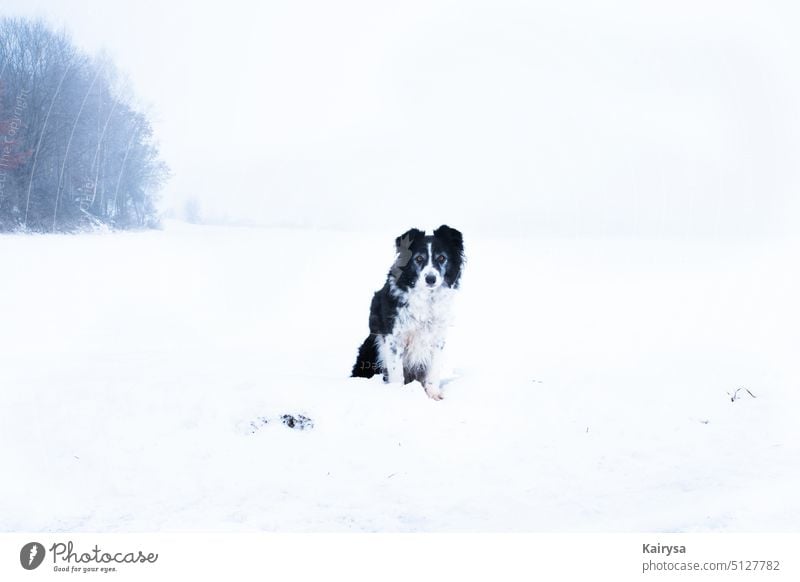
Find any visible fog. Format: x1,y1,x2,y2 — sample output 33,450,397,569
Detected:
5,0,800,236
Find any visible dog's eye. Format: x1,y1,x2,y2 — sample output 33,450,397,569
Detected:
436,255,446,264
415,255,425,264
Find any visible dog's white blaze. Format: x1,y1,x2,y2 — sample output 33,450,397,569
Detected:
419,241,442,288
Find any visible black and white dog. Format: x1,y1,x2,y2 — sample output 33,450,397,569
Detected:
351,225,464,400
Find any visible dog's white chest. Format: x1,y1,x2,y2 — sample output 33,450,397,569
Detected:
392,287,454,370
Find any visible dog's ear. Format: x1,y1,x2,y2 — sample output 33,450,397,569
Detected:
433,225,463,253
395,228,424,252
434,225,465,288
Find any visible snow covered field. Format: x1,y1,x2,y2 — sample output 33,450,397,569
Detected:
1,223,799,532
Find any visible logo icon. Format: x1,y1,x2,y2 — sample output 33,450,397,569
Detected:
20,542,45,570
391,233,414,280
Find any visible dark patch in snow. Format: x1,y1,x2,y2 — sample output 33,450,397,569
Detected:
281,414,314,430
245,413,315,434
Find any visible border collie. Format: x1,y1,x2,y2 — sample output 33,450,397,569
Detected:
351,225,464,400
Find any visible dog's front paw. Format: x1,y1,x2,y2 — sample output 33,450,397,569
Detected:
424,383,443,401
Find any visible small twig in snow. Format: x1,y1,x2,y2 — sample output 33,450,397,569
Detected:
728,387,757,402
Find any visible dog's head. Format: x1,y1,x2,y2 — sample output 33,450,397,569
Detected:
391,225,464,291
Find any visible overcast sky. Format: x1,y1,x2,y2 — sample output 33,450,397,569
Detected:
3,0,800,236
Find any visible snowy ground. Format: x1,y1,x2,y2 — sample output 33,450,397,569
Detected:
1,222,799,532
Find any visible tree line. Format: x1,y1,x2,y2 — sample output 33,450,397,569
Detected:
0,18,168,232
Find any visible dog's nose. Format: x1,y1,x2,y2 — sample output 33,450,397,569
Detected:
425,274,437,286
